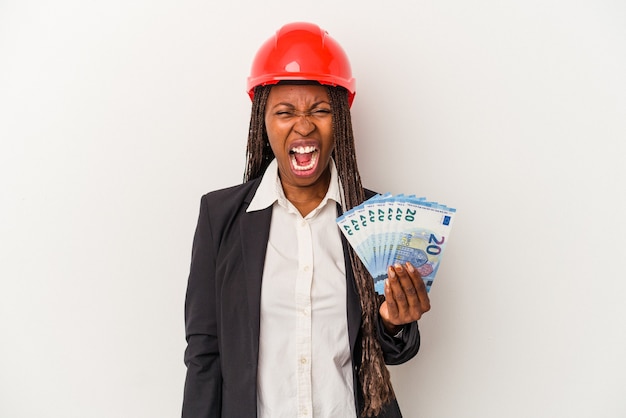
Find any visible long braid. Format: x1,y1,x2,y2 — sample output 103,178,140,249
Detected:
328,86,395,417
244,85,273,182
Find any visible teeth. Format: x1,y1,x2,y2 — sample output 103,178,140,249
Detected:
290,145,317,154
290,152,318,171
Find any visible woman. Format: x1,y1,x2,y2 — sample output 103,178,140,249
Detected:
182,22,431,418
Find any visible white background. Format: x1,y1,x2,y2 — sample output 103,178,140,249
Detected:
1,1,625,417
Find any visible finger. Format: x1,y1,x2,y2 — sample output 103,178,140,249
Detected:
387,264,410,311
393,263,420,310
383,270,399,319
405,262,431,313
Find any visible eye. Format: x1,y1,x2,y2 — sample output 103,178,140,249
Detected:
274,110,295,117
311,108,331,116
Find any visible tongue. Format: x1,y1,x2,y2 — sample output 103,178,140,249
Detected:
294,152,313,166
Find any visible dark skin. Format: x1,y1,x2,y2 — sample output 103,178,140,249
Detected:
264,84,430,334
381,262,431,334
264,84,334,217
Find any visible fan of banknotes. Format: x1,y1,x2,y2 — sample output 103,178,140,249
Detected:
336,193,456,294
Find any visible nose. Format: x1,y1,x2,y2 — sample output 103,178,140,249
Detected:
293,114,315,136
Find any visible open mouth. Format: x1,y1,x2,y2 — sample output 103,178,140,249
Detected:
289,145,319,172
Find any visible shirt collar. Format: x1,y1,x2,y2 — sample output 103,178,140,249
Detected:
247,158,343,213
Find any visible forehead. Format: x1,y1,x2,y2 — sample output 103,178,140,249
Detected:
266,84,330,106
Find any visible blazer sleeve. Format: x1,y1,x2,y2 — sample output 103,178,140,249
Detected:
182,196,222,417
376,318,421,365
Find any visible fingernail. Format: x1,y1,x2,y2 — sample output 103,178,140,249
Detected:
388,267,396,279
406,262,415,273
394,263,402,272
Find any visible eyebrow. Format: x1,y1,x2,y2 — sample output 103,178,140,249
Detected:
270,100,331,110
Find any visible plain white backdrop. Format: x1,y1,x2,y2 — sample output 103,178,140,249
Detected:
1,1,625,417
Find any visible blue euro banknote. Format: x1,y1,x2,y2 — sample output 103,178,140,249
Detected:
337,194,456,294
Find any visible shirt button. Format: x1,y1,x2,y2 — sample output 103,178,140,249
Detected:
303,265,310,272
300,357,307,364
300,220,307,227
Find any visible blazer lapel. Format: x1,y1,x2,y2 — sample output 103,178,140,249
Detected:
343,234,363,352
240,191,272,363
343,190,377,351
338,203,363,351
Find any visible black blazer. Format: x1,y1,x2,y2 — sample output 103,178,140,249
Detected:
182,178,421,417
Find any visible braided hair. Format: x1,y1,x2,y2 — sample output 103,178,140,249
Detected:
244,84,395,417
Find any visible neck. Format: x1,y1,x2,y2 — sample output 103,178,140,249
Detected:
281,170,331,217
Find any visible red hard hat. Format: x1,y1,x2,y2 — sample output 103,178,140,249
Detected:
247,22,356,106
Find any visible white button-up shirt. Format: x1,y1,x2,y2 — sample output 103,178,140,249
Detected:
248,159,357,418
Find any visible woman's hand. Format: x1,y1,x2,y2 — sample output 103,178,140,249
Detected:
379,262,431,335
